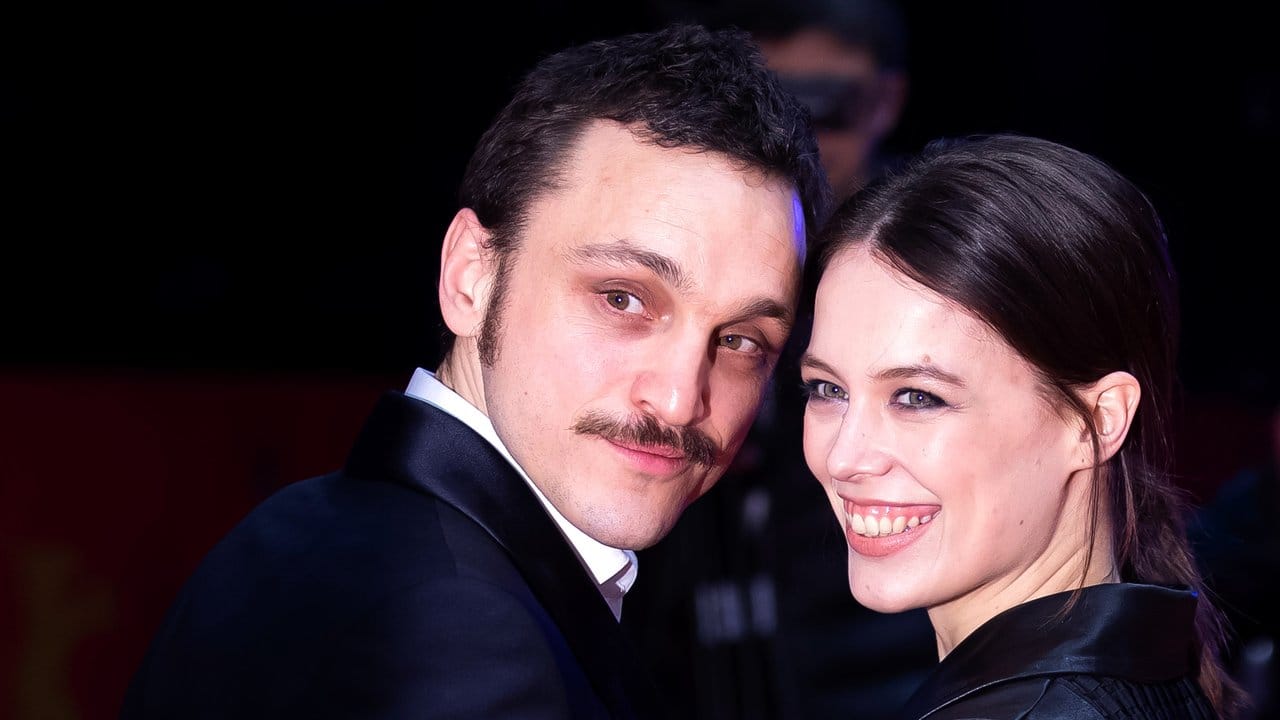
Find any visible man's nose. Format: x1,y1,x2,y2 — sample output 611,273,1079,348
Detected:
629,334,711,428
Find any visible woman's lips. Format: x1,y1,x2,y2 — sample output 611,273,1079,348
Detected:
841,501,941,558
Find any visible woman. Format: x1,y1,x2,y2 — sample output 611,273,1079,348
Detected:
800,134,1238,718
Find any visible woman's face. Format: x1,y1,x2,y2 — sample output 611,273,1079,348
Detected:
801,247,1095,642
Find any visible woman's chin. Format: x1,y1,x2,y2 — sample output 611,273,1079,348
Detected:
847,568,924,614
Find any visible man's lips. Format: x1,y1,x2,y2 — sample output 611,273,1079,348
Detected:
606,438,686,460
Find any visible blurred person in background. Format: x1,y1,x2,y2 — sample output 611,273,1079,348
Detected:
1190,382,1280,719
751,0,909,202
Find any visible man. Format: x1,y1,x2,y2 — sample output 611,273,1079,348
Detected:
121,23,829,719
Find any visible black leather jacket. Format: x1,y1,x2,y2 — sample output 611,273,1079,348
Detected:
900,583,1218,719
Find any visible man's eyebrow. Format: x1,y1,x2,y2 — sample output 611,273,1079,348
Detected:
565,240,689,291
727,297,794,330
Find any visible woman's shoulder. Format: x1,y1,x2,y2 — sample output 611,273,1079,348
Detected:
919,674,1097,719
921,673,1216,720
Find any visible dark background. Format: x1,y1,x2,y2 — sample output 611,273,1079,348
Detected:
5,2,1276,388
2,2,1276,718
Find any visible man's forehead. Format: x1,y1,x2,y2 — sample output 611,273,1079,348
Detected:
516,120,806,298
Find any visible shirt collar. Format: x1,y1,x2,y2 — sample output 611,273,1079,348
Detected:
405,368,637,619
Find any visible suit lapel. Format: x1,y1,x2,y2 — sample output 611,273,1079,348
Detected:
345,392,664,719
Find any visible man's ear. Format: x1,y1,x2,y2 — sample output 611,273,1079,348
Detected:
1074,371,1142,469
438,208,495,339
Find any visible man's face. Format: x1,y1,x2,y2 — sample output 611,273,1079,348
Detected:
480,121,805,550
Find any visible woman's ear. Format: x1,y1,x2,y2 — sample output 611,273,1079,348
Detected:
438,208,496,339
1075,371,1142,468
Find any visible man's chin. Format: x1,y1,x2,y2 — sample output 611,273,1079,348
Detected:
573,512,680,552
558,467,721,549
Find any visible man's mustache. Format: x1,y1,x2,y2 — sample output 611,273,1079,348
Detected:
572,411,719,468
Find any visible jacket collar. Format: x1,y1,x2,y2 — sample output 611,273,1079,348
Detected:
344,391,663,719
902,583,1202,719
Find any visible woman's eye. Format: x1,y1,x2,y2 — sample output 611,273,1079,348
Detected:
820,382,847,400
804,380,848,401
605,291,645,314
719,334,761,353
892,389,944,409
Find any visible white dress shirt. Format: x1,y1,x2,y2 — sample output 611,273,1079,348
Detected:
405,368,638,620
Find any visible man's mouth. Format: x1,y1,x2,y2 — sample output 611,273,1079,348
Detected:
607,438,686,460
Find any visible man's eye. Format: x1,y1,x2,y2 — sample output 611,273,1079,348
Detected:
605,291,645,314
719,334,761,353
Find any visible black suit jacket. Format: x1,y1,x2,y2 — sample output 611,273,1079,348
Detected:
122,392,664,719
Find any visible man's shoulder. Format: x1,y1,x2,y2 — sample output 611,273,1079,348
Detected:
205,469,507,588
125,470,580,719
129,470,539,681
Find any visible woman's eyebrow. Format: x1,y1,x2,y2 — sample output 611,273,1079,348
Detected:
871,363,967,388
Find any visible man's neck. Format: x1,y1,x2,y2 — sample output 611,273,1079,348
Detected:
435,345,488,416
